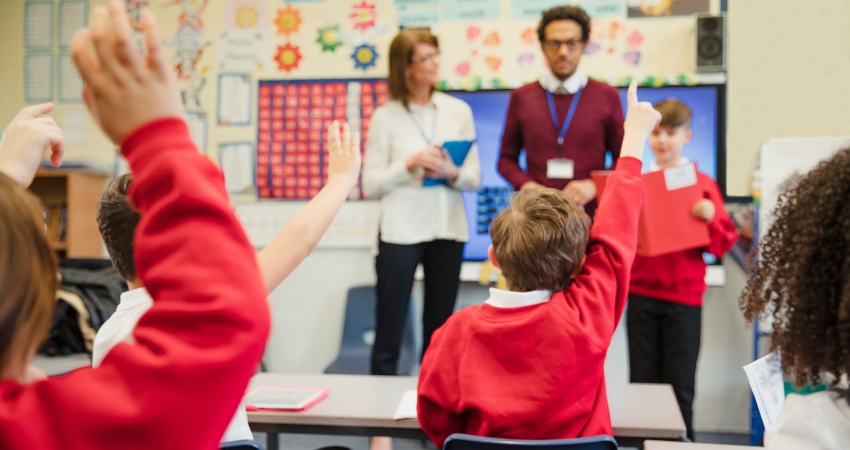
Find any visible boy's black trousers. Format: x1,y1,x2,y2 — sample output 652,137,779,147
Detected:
627,293,702,442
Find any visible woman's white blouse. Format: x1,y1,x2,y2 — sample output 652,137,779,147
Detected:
362,91,481,245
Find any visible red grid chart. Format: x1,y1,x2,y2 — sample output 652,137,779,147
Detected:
257,79,389,199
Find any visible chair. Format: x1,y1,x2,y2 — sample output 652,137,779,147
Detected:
443,434,618,450
220,439,263,450
324,285,416,376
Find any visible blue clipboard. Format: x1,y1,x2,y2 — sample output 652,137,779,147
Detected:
423,140,474,187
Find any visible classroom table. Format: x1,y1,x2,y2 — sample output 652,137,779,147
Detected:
247,374,686,449
644,441,762,449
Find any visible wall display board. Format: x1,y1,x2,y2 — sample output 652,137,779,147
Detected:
256,78,389,199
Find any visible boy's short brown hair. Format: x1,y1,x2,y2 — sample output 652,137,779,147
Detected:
96,174,139,281
490,187,591,292
654,98,692,129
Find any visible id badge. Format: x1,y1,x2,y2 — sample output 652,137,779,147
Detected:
546,158,574,180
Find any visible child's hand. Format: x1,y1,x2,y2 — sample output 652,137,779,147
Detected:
71,1,183,144
326,120,362,184
692,199,715,223
0,103,64,187
622,80,662,159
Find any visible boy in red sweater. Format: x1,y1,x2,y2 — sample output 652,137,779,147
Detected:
627,99,737,442
417,82,661,448
0,3,271,448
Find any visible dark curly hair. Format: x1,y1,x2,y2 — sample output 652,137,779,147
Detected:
537,6,591,43
740,147,850,388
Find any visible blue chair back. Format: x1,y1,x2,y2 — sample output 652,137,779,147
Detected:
324,285,415,375
443,434,617,450
220,439,263,450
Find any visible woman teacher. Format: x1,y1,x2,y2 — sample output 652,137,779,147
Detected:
362,28,480,377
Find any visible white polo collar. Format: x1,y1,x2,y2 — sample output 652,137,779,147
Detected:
539,70,588,95
650,156,690,172
117,287,152,311
484,288,552,309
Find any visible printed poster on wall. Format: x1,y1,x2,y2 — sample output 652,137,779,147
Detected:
627,0,709,18
216,30,270,72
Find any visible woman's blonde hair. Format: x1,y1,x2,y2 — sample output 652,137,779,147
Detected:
388,28,439,108
0,173,57,377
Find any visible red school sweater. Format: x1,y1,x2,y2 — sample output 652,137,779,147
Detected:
417,157,644,448
497,80,625,218
629,172,738,307
0,118,271,449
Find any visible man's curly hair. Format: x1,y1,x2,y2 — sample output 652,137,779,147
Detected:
740,147,850,388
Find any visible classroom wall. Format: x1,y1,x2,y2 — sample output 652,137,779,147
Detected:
726,0,850,196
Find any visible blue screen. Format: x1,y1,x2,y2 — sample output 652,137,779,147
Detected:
447,85,722,261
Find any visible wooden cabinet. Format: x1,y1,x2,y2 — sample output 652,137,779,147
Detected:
28,170,107,258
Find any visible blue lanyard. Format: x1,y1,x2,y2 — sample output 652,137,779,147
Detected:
546,85,583,150
407,105,437,146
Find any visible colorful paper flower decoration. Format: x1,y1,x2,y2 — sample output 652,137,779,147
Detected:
274,6,303,37
350,1,377,31
351,44,378,70
316,24,343,52
275,43,302,72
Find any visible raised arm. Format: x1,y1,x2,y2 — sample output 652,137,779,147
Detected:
567,81,660,346
256,121,361,292
0,4,269,449
0,103,64,187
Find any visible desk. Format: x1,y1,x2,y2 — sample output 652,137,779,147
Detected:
644,442,761,449
247,374,686,449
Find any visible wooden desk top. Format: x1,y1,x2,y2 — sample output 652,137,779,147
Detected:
247,374,686,440
644,441,762,450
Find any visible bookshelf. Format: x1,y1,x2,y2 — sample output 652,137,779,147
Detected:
28,169,106,258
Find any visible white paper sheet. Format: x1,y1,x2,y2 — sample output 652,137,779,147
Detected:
25,1,53,50
185,111,207,154
394,389,418,420
216,30,270,72
218,74,252,126
58,53,84,103
25,54,53,103
220,142,254,194
59,110,88,146
744,351,785,429
58,0,87,48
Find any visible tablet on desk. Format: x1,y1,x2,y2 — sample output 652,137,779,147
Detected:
244,387,329,412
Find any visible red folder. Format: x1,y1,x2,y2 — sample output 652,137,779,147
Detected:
591,163,709,257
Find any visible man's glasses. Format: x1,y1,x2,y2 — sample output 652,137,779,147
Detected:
411,52,440,65
542,39,585,52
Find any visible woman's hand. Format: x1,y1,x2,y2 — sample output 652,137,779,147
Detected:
423,149,460,182
406,145,443,172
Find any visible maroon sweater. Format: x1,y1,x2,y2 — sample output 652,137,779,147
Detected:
498,80,624,216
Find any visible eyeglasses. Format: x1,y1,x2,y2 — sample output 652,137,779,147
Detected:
542,39,585,52
411,52,440,65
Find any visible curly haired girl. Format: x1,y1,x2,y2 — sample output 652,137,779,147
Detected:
740,147,850,448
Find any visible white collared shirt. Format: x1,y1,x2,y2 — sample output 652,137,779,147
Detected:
539,70,589,95
92,288,253,443
649,156,690,173
484,288,552,309
362,91,481,245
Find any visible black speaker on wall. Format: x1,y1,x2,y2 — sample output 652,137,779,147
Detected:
695,13,726,72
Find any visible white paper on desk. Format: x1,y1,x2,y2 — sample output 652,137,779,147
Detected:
744,350,785,429
394,389,418,420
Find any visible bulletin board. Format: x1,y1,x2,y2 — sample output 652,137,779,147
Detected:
256,78,388,200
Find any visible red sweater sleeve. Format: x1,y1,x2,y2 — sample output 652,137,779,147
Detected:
0,118,270,449
564,157,643,349
498,91,533,189
702,177,738,257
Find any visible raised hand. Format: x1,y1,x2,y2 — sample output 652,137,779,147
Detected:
621,80,662,160
70,0,183,144
0,103,64,187
326,121,362,184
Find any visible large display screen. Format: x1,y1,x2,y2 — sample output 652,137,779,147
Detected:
447,85,724,261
